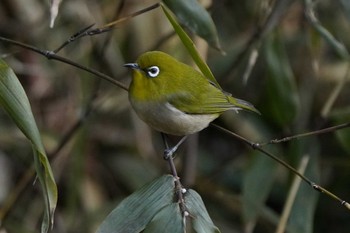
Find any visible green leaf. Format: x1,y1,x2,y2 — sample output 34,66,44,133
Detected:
162,0,222,51
161,3,221,89
186,189,221,233
0,59,57,233
144,203,183,233
96,175,175,233
263,32,300,127
97,176,221,233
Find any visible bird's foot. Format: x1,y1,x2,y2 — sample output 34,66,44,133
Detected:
163,147,176,160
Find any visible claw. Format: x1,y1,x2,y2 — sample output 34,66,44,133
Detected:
162,134,188,160
163,147,176,160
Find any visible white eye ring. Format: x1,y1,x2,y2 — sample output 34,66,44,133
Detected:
146,66,160,78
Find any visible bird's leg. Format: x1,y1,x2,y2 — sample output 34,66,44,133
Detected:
161,133,188,160
161,133,189,218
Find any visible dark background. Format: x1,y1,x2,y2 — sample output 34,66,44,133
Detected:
0,0,349,232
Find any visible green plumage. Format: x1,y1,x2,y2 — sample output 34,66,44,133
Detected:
126,51,259,136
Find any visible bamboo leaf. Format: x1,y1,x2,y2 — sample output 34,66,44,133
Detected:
161,3,221,89
144,203,183,233
96,175,175,233
0,59,57,233
186,189,221,233
162,0,222,51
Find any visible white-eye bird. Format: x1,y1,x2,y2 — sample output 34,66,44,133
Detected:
124,51,259,156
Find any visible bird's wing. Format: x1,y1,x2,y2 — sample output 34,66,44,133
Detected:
168,89,236,114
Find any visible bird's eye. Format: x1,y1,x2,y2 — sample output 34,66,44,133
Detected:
146,66,160,78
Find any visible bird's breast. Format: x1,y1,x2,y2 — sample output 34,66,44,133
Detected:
129,98,219,136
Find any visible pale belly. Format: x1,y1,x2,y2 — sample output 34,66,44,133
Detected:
130,100,219,136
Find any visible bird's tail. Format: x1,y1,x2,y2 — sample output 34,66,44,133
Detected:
229,96,260,114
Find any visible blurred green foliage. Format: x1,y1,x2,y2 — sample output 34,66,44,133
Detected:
0,0,349,233
0,59,57,233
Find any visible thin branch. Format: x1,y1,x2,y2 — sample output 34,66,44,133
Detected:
210,123,350,210
51,3,161,52
0,36,129,91
161,134,188,218
101,3,160,29
53,24,95,53
261,122,350,146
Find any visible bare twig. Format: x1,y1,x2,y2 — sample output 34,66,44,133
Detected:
52,3,161,52
161,134,188,219
211,123,350,210
53,24,95,53
0,36,129,91
261,122,350,146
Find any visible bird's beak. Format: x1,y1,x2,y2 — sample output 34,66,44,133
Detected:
123,63,140,70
